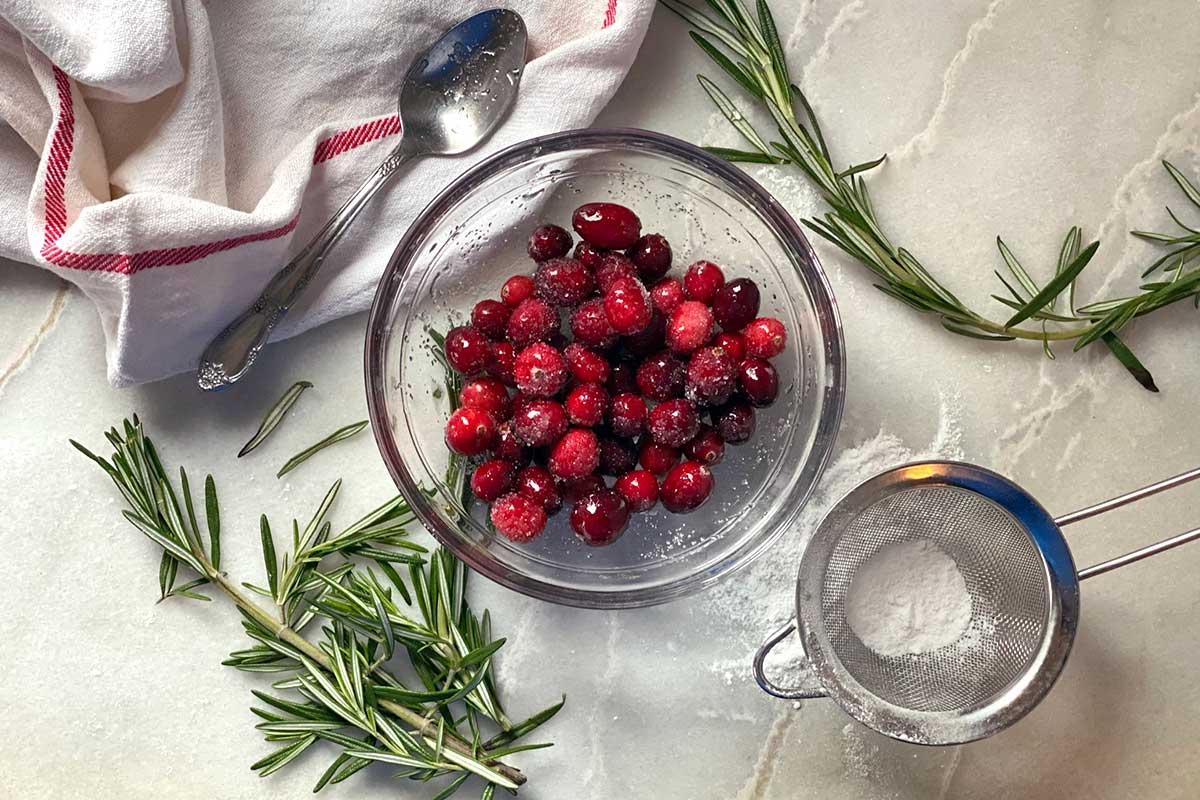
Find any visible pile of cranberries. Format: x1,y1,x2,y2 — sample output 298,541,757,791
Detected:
442,202,788,547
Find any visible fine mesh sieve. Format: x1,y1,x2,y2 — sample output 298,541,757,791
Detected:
753,461,1200,745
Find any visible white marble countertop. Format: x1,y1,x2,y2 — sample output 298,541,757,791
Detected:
5,2,1200,798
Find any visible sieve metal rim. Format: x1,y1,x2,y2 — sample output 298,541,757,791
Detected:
793,461,1081,745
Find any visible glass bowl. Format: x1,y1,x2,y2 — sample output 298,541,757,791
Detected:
365,129,845,608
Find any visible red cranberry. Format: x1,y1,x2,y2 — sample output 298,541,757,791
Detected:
594,253,640,293
607,361,639,395
660,461,714,513
743,317,787,359
739,358,779,406
516,465,562,514
650,278,686,316
685,346,737,405
549,428,600,481
501,275,536,308
514,343,568,398
459,377,511,419
527,224,572,262
712,278,761,331
506,299,559,348
639,440,680,475
564,343,611,384
628,233,672,282
444,326,491,375
636,351,685,401
565,383,609,426
485,341,517,386
561,474,606,505
684,426,725,466
604,276,653,335
712,332,746,362
574,240,607,268
491,492,547,542
509,391,533,419
569,489,630,546
471,460,516,502
444,407,496,455
648,399,700,448
609,393,648,438
598,436,639,476
621,309,666,357
666,301,714,354
471,300,511,340
534,257,594,307
572,202,641,250
683,260,726,303
512,400,568,447
614,469,659,512
494,421,532,466
570,298,618,349
712,402,756,444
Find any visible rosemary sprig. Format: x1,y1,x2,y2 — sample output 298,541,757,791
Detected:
665,0,1200,392
239,380,313,457
277,420,368,478
71,416,562,796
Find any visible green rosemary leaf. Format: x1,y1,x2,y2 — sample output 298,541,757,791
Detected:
1132,228,1182,243
481,783,495,800
688,32,763,99
1163,160,1200,210
705,146,783,163
1165,206,1200,235
482,742,554,760
430,773,471,800
1056,227,1082,312
756,0,790,102
1099,331,1159,392
697,75,776,156
378,561,413,606
483,696,566,750
1004,241,1099,327
1073,299,1141,351
261,515,278,597
239,381,313,457
941,318,1016,341
458,639,506,671
995,237,1040,297
835,154,887,180
204,474,220,569
312,752,352,793
158,550,178,600
252,733,318,776
277,420,368,478
661,0,753,59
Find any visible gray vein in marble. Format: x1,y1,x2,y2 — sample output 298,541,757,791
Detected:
737,706,799,800
799,0,867,87
0,280,69,398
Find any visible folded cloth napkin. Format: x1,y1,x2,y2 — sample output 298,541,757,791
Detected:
0,0,653,386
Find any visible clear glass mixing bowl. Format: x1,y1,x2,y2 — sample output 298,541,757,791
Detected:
365,129,845,608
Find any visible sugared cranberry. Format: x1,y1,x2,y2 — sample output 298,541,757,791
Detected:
516,465,562,514
743,317,787,359
574,240,607,268
604,276,653,335
684,426,725,466
486,341,517,386
471,460,516,502
506,299,559,348
685,346,737,405
561,474,606,504
628,233,672,282
534,257,594,306
527,224,572,262
683,260,726,303
739,358,779,406
564,343,611,384
636,351,685,401
712,402,756,444
566,383,609,426
501,275,536,308
648,398,700,448
712,278,761,331
570,298,618,349
459,377,511,419
660,461,714,513
444,407,496,455
607,361,639,395
615,469,659,512
512,400,568,447
509,391,533,419
570,489,630,546
471,300,511,340
491,493,547,542
444,326,491,375
650,278,686,316
493,421,531,466
712,331,746,363
514,343,568,398
594,253,639,293
598,436,638,476
622,309,666,357
548,428,600,481
572,202,641,249
639,440,681,475
608,393,648,438
666,301,714,354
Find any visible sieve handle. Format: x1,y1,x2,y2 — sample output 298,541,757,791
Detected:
1078,524,1200,580
752,620,827,700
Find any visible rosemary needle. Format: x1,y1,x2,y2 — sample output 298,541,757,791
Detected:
239,380,313,457
277,420,368,478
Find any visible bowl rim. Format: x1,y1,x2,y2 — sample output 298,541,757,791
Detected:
364,126,846,608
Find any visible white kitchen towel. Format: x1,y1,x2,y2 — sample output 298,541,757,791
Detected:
0,0,654,386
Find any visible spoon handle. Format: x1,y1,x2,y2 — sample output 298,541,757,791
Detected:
197,143,416,391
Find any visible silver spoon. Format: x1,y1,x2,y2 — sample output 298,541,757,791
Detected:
197,8,528,391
